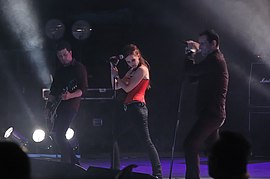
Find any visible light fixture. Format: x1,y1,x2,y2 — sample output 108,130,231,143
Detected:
65,128,74,140
45,19,65,40
32,127,74,142
31,128,55,154
4,127,14,139
72,20,92,40
3,127,29,152
31,127,78,154
65,128,79,153
32,129,46,143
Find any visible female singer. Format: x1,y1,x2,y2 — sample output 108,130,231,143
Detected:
110,44,162,179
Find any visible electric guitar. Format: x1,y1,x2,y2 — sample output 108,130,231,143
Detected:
46,80,77,133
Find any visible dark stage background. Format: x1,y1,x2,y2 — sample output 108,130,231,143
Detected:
0,0,269,156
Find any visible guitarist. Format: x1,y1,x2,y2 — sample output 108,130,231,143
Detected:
44,41,88,165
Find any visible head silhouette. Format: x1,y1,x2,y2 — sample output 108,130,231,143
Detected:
0,141,30,178
208,131,251,179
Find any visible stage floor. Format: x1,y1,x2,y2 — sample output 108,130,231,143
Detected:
29,153,270,179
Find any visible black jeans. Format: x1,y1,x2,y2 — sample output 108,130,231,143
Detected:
53,110,78,164
183,113,225,179
111,102,162,178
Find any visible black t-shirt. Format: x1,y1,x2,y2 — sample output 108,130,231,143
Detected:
50,59,88,112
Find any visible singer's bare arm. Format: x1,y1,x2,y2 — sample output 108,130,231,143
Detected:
117,65,148,93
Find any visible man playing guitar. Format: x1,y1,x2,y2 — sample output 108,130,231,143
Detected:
44,41,88,165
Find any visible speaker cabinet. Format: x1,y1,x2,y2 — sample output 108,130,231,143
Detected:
249,63,270,107
76,100,114,156
249,112,270,157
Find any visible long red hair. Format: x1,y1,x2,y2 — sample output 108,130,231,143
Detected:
122,44,151,89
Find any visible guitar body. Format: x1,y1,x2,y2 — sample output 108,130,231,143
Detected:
46,80,77,133
46,98,61,132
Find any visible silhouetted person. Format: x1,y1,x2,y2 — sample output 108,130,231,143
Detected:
0,141,30,179
115,164,137,179
208,131,251,179
115,164,156,179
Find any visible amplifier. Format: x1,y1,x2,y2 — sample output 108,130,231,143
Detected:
82,88,114,100
249,112,270,157
42,88,114,100
249,63,270,107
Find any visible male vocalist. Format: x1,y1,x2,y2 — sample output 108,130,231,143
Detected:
183,29,229,179
44,41,88,165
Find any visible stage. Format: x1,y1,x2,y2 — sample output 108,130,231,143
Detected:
29,153,270,179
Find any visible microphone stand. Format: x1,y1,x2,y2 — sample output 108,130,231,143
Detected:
110,63,120,170
169,80,184,179
169,52,193,179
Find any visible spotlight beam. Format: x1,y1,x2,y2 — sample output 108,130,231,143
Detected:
0,0,51,86
201,0,270,60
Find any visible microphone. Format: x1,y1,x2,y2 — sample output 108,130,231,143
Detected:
109,55,124,67
183,40,198,55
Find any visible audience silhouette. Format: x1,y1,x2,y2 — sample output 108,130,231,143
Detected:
208,131,251,179
0,141,30,179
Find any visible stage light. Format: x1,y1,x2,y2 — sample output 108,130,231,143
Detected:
65,128,75,140
3,127,29,152
51,127,78,152
32,129,46,143
72,20,92,40
45,19,65,40
30,128,77,154
31,128,55,154
4,127,13,139
65,128,79,153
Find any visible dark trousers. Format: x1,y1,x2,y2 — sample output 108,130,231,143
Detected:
53,110,78,164
183,114,224,179
111,102,162,178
